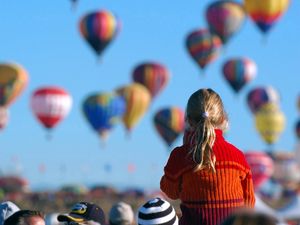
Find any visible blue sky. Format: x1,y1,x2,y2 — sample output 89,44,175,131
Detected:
0,0,299,192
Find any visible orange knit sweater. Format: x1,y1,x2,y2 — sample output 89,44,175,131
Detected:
160,129,255,225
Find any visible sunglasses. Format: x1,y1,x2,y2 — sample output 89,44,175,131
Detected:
64,222,88,225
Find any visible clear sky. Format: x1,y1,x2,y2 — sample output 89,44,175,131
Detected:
0,0,299,192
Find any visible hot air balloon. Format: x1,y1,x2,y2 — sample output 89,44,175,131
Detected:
132,62,170,99
255,103,285,145
297,94,300,114
206,0,246,44
186,29,222,71
295,119,300,140
222,57,257,94
247,86,280,114
153,107,185,147
244,0,289,34
116,83,151,132
245,151,274,190
0,107,8,131
31,86,72,131
82,92,126,140
0,63,28,107
79,10,121,58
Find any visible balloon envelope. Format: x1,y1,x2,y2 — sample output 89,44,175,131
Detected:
153,107,185,147
132,62,169,98
79,10,120,57
245,151,274,190
223,57,257,93
255,103,285,145
0,107,8,130
186,29,222,70
82,92,126,139
31,86,72,129
206,0,246,44
116,83,151,131
247,86,280,114
0,63,28,107
244,0,289,33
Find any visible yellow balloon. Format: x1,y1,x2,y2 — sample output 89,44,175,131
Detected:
116,83,151,131
0,63,28,107
255,103,285,145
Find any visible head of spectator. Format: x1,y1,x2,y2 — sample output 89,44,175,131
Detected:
109,201,134,225
220,209,278,225
0,201,20,225
57,202,105,225
138,197,178,225
3,210,45,225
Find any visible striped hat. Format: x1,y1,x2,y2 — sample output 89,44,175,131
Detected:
138,197,178,225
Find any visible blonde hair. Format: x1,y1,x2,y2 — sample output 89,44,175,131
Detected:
186,88,228,172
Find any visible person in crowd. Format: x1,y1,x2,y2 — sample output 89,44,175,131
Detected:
57,202,105,225
220,209,278,225
160,88,255,225
3,210,45,225
109,201,134,225
0,201,20,225
137,197,178,225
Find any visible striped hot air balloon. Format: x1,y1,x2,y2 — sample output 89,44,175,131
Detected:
295,119,300,140
82,92,126,140
116,83,151,132
244,0,289,33
79,10,121,57
222,57,257,94
31,86,72,130
186,29,222,71
0,63,28,107
132,62,169,99
206,0,246,44
153,107,185,147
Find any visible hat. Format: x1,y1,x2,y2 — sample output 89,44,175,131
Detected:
109,202,134,225
57,202,105,225
0,201,20,225
138,198,178,225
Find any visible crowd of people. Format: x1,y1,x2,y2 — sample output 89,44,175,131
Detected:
0,88,293,225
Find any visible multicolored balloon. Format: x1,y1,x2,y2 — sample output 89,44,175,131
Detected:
186,29,222,71
82,92,126,140
0,107,8,131
116,83,151,132
255,103,285,145
245,151,274,190
206,0,246,44
222,57,257,93
295,119,300,140
31,86,72,130
79,10,121,57
244,0,289,33
0,63,28,107
132,62,169,99
153,107,185,147
247,86,280,114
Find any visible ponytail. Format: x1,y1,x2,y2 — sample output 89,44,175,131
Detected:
190,117,216,172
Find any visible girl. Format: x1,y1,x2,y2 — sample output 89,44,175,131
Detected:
160,88,255,225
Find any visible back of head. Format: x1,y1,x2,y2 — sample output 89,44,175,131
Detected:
109,202,134,225
186,88,228,172
0,201,20,225
138,197,178,225
3,210,44,225
221,210,278,225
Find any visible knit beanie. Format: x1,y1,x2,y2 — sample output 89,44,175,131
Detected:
138,197,178,225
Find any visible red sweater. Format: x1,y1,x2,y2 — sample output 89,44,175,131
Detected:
160,129,255,225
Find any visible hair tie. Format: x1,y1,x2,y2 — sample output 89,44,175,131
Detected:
202,112,209,119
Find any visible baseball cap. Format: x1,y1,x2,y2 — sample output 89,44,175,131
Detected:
57,202,105,224
109,202,134,225
0,201,20,225
138,197,178,225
